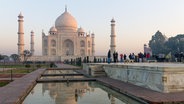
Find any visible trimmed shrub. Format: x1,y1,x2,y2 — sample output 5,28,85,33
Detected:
25,64,31,68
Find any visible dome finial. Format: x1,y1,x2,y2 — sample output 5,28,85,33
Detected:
65,5,67,12
111,17,115,22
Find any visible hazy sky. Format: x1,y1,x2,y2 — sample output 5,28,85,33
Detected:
0,0,184,56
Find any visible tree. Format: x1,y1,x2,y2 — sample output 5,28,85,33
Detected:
165,35,184,54
0,54,4,61
148,31,184,61
2,55,9,62
10,54,20,63
149,30,168,55
23,50,31,63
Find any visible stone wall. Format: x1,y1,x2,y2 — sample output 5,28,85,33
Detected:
83,63,184,93
104,64,164,92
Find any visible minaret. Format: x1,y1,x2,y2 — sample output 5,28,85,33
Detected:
91,33,95,56
30,30,35,55
17,12,24,56
110,18,116,54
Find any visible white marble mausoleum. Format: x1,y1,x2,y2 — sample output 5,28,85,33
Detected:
42,7,95,58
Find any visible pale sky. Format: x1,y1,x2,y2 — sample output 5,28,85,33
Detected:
0,0,184,56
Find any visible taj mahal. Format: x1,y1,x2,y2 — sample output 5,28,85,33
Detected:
17,7,116,61
42,7,95,57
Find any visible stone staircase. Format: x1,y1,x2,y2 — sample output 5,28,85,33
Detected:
89,65,106,77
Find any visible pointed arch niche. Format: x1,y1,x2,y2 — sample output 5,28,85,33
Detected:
63,39,74,56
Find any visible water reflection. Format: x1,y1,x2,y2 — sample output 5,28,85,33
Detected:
23,82,143,104
40,75,84,79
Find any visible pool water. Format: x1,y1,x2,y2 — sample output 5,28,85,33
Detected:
23,82,143,104
40,75,84,79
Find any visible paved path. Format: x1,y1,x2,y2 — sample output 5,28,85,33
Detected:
97,77,184,104
0,68,46,104
55,63,81,69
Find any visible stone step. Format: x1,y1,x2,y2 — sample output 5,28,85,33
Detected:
41,73,83,76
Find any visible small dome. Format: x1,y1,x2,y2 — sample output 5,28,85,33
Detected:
50,26,57,32
78,27,85,33
55,8,77,30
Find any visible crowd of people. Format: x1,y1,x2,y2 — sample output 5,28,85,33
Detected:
107,50,151,64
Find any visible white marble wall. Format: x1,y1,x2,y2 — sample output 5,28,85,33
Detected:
84,63,184,93
104,65,165,92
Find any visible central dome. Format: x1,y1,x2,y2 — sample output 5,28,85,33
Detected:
55,8,78,31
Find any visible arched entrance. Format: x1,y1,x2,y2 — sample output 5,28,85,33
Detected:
63,39,74,56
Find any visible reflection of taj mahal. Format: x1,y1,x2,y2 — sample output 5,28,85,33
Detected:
42,82,90,104
41,82,116,104
42,7,95,57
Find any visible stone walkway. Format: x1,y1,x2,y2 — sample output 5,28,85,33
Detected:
0,68,46,104
97,77,184,104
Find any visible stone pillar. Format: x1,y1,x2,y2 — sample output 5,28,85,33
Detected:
91,33,95,56
110,18,116,54
30,30,35,55
17,12,24,56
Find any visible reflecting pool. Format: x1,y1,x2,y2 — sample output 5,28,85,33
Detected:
23,82,144,104
40,75,84,79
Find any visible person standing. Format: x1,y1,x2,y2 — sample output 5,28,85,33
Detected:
120,54,123,63
113,51,116,63
124,54,127,61
107,50,111,64
115,52,118,62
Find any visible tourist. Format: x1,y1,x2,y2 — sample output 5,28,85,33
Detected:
124,54,127,61
113,51,116,63
120,54,123,63
138,52,143,62
132,53,135,60
146,53,150,60
115,52,118,62
129,53,132,60
107,50,111,64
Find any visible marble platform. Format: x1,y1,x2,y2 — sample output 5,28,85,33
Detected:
83,63,184,93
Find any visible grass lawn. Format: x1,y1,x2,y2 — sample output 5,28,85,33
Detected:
0,65,25,68
0,81,9,87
